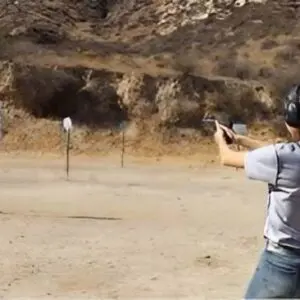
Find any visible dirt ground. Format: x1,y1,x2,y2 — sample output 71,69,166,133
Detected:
0,154,266,299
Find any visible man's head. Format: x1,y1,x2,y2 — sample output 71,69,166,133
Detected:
284,84,300,140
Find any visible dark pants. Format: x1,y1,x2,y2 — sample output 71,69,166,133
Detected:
245,243,300,299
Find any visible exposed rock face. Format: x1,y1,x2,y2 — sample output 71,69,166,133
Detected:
0,0,297,153
156,0,267,36
0,63,273,129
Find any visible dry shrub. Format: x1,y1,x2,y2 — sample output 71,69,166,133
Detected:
274,46,299,64
155,75,212,128
267,68,300,114
116,73,157,119
155,79,182,125
258,66,275,79
215,50,300,122
154,74,273,129
215,58,257,80
0,61,14,94
203,82,270,123
155,78,201,127
260,39,280,50
287,38,300,51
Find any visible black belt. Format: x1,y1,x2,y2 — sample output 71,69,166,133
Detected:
266,240,300,256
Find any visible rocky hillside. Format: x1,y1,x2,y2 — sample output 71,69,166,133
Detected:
0,0,298,156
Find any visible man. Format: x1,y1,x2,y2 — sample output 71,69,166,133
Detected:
214,84,300,299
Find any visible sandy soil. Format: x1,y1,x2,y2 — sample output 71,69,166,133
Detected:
0,155,267,299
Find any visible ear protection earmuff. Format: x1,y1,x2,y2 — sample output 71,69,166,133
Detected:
284,85,300,127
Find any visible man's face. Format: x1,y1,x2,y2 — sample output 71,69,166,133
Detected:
285,122,300,141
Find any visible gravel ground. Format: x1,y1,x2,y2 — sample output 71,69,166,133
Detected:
0,155,266,299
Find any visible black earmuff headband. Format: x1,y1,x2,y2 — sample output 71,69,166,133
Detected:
284,85,300,128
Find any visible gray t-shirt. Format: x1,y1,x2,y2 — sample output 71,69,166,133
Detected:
245,142,300,249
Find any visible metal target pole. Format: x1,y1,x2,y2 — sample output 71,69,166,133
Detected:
120,121,126,168
62,117,73,180
66,129,71,179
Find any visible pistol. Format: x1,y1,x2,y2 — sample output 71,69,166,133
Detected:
202,116,247,145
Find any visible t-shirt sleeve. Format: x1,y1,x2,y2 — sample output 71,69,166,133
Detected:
244,144,278,185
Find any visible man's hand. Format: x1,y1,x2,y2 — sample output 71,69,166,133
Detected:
214,121,236,145
214,120,246,168
215,121,268,150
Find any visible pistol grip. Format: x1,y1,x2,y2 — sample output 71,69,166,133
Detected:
222,129,233,145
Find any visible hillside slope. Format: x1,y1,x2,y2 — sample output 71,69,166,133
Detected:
0,0,297,156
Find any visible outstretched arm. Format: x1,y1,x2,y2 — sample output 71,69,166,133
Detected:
214,121,247,168
236,135,269,150
214,121,279,185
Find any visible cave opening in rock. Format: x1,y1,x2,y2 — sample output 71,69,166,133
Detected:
34,87,128,129
86,0,109,19
13,66,128,129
